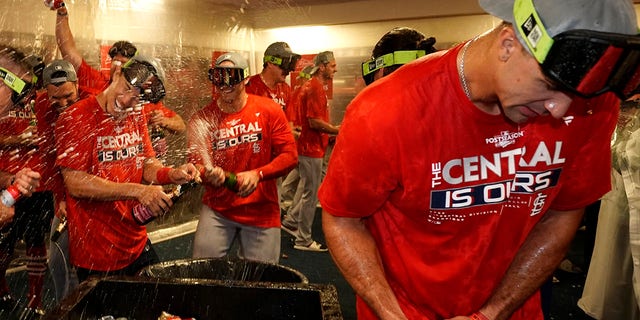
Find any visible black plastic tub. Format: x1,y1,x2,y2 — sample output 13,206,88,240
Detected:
138,257,309,284
44,276,343,320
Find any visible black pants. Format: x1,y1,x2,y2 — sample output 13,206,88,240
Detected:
0,191,53,254
76,239,159,282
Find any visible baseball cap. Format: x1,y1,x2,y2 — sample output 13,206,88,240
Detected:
264,42,297,58
479,0,638,53
314,51,335,66
215,52,249,71
42,59,77,86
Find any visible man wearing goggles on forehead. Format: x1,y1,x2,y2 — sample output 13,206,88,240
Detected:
319,0,638,320
54,60,198,284
189,52,297,264
246,42,301,111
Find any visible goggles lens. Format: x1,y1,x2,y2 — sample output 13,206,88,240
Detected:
265,54,301,73
122,60,166,103
209,67,246,87
542,30,640,100
0,67,35,106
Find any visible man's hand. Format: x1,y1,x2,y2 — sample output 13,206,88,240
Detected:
236,170,259,197
0,205,14,228
202,166,225,187
136,184,172,216
169,163,200,184
14,168,40,196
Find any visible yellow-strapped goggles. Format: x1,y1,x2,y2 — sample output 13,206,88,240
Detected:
361,50,426,77
0,67,36,106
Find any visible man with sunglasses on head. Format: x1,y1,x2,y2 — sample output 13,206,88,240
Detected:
188,52,297,264
319,0,640,319
54,59,199,283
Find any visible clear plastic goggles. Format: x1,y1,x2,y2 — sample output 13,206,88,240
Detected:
123,60,166,103
208,67,247,87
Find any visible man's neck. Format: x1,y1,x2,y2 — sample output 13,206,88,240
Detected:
218,93,248,113
260,70,278,90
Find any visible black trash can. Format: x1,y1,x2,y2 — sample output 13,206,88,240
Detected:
138,257,309,284
44,276,343,320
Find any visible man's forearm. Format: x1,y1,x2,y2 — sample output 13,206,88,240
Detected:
322,211,408,320
478,208,584,319
62,168,141,201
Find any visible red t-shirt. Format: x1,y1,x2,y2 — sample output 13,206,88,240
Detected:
55,95,155,271
187,95,297,228
0,93,63,212
286,84,304,127
77,59,109,94
318,45,617,319
245,74,292,111
297,77,329,158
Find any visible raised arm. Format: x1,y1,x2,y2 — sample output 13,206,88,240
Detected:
51,4,83,71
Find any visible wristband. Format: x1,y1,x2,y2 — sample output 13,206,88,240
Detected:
470,312,490,320
156,167,172,184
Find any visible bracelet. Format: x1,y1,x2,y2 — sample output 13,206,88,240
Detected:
156,167,172,184
470,312,490,320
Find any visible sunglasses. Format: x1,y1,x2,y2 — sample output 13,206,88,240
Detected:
514,0,640,100
362,50,426,85
264,54,302,73
0,67,35,105
208,67,247,87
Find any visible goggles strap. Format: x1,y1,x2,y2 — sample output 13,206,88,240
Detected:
0,67,28,94
362,50,427,76
513,0,554,63
264,55,284,66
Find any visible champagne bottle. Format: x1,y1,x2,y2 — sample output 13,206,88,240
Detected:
132,181,199,225
224,171,239,192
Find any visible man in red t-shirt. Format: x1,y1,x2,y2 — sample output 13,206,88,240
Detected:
37,59,97,304
54,60,198,282
47,2,186,163
188,52,297,263
318,0,639,319
280,65,314,211
0,45,43,316
281,51,339,252
245,42,301,213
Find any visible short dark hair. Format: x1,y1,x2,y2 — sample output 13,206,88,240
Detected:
372,27,437,77
108,41,137,59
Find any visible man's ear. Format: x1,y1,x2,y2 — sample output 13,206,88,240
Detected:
498,26,518,62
